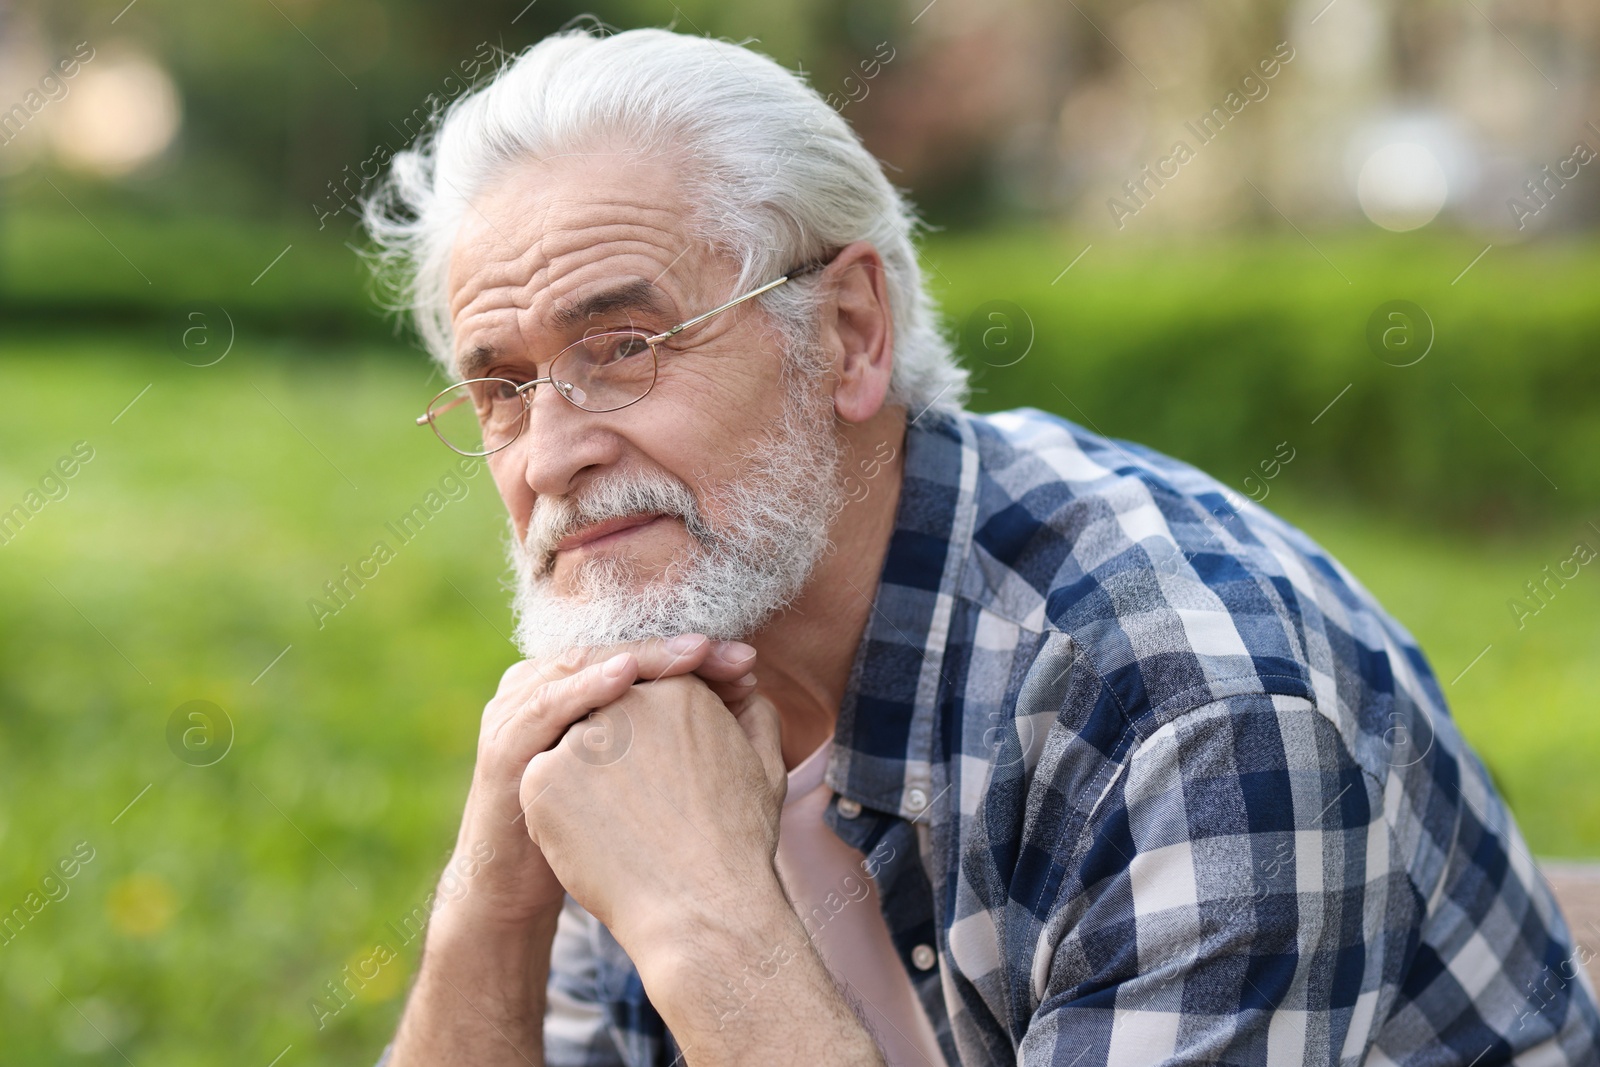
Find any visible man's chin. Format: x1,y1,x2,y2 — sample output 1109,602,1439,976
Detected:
539,574,673,612
510,564,786,660
512,571,691,659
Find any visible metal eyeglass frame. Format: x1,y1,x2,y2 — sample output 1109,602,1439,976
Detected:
416,255,833,457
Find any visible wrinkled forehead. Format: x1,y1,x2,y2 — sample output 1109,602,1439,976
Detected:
444,152,721,369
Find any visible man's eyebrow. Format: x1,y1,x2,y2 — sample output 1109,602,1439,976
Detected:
459,345,498,379
549,279,674,331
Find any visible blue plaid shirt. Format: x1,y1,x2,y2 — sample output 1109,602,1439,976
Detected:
401,407,1600,1066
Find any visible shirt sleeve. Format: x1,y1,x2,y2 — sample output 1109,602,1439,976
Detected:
1016,692,1392,1066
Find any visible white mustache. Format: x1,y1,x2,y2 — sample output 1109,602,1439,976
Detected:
523,468,703,576
507,344,845,662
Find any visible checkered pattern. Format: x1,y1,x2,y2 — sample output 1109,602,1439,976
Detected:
382,407,1600,1066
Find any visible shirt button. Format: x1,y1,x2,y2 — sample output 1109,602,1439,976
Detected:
912,944,937,971
836,797,862,819
905,787,928,813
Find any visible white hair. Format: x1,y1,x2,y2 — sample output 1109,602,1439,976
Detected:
362,25,967,415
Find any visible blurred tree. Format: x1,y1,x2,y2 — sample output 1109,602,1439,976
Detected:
18,0,880,226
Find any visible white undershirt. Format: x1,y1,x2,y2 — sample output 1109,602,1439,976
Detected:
773,738,950,1067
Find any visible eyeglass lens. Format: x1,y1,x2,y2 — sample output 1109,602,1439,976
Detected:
425,331,658,455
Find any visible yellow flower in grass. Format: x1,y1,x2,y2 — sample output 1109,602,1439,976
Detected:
106,874,176,937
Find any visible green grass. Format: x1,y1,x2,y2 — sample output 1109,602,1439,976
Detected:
0,338,511,1064
1,235,1597,1062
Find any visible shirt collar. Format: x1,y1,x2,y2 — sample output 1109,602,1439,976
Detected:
824,408,980,820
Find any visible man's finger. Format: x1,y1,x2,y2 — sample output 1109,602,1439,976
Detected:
491,653,641,767
728,691,787,797
486,638,756,740
628,634,758,682
542,635,756,684
702,670,758,706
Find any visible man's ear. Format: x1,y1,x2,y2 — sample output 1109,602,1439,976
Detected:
818,241,894,424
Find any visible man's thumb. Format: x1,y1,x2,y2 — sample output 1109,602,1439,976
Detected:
729,691,786,794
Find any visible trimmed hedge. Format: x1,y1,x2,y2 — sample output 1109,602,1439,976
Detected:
929,230,1600,525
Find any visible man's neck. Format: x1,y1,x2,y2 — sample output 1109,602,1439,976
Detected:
749,409,909,771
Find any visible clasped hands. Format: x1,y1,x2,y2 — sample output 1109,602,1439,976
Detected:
444,634,791,969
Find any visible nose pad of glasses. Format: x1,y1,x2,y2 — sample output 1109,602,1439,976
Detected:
553,379,587,406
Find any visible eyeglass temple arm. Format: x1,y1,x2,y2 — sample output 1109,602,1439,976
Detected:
647,274,793,344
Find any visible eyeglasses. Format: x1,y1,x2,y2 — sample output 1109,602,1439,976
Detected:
416,258,829,457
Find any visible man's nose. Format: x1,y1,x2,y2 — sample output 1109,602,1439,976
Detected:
514,382,620,498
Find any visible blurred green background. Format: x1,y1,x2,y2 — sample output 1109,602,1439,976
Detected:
2,0,1598,1063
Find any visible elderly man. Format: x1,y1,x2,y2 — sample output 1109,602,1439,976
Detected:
366,26,1598,1067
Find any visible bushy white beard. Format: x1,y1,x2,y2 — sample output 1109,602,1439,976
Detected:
509,367,845,663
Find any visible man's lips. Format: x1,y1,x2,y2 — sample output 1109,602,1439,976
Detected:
553,513,667,553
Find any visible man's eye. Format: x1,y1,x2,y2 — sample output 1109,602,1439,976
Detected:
582,333,652,367
466,378,526,411
610,336,651,362
483,374,533,395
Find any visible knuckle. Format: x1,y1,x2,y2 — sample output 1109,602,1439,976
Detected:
525,672,589,724
519,771,546,812
674,672,708,692
644,673,702,705
519,682,556,722
556,646,589,673
498,659,539,690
